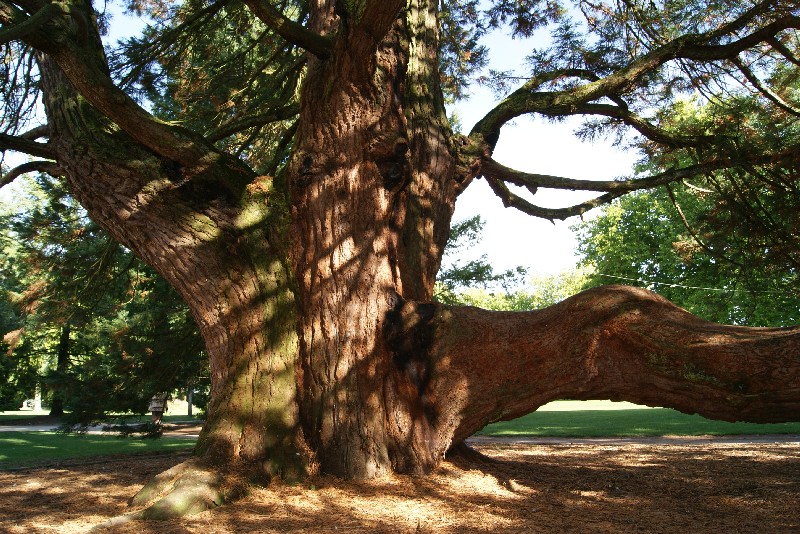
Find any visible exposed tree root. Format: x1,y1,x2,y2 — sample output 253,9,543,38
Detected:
126,458,227,520
446,440,498,465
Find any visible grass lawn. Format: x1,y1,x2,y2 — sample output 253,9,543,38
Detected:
479,400,800,437
0,411,202,425
0,431,196,468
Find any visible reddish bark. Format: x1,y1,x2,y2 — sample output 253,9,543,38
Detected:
408,285,800,450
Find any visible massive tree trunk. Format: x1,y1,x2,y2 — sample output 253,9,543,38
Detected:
25,0,800,521
286,0,457,478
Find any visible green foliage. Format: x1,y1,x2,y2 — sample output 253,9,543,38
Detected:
434,215,526,305
574,184,800,326
450,268,591,311
435,215,591,310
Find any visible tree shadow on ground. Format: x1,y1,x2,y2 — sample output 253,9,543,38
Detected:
1,440,798,533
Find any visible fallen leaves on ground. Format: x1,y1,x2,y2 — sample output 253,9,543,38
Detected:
1,437,798,533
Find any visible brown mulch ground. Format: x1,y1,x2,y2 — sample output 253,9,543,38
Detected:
1,437,798,533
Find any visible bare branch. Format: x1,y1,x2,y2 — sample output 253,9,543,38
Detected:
206,103,300,142
482,157,734,194
485,175,623,220
480,146,800,221
19,124,48,140
242,0,332,59
0,160,61,188
0,131,54,158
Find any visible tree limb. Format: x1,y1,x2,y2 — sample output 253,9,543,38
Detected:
0,1,60,46
471,12,800,147
484,175,623,221
242,0,332,59
480,147,800,221
731,57,800,117
20,124,49,140
26,0,255,187
0,160,62,188
543,102,715,147
0,131,54,158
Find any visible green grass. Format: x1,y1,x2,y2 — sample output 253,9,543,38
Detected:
479,400,800,437
0,431,196,468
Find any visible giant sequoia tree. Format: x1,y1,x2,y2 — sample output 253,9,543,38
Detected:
1,0,800,518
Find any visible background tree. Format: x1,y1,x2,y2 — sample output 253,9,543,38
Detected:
0,0,799,519
575,185,800,326
0,174,207,423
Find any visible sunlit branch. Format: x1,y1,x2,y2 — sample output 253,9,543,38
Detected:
242,0,332,59
0,131,54,158
544,102,714,147
471,12,800,148
0,160,61,188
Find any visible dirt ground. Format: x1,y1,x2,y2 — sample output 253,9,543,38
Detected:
1,436,798,533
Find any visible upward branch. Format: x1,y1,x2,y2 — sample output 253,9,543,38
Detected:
9,0,250,185
471,11,800,146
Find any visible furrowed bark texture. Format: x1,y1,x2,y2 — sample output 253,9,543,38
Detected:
287,0,457,477
407,285,800,445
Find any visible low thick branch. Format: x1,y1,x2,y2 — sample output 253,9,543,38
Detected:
0,131,54,159
0,160,62,188
421,285,800,445
243,0,332,59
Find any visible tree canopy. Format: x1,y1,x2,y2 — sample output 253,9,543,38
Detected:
1,0,798,209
